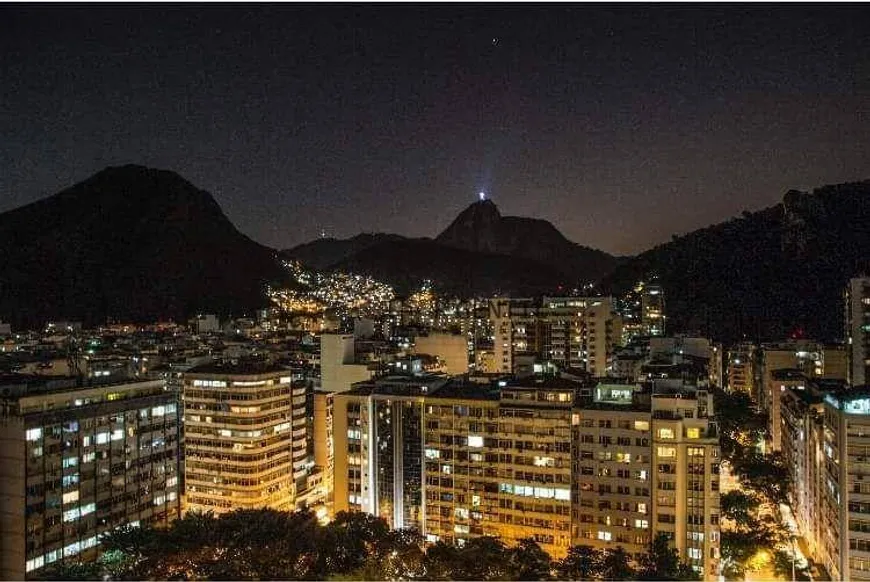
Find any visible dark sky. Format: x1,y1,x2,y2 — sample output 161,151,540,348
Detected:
2,4,869,255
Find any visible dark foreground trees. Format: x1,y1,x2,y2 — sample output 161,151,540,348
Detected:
46,509,699,581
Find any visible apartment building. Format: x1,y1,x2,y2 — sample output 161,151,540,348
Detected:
333,372,720,578
424,380,575,558
0,375,181,579
758,341,849,451
780,381,825,561
641,282,666,337
182,361,308,513
332,371,452,530
726,343,755,395
846,277,870,387
780,381,870,580
572,379,720,579
489,297,622,378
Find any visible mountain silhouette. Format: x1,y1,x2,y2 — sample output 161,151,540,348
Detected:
602,180,870,344
435,199,618,280
0,165,285,327
283,199,619,294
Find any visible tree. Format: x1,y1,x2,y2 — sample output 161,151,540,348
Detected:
771,548,811,582
341,528,426,581
638,534,699,581
507,538,553,580
454,536,512,580
720,490,762,528
556,545,601,580
38,560,103,581
422,541,461,580
322,510,394,575
731,451,792,506
712,388,767,461
599,546,635,581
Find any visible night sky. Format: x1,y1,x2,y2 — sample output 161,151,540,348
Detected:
2,5,869,256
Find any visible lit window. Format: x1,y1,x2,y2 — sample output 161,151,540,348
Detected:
657,428,675,439
657,447,676,458
63,507,80,522
534,456,555,467
597,530,612,541
26,428,42,441
425,448,440,459
686,427,701,439
25,557,44,573
467,435,484,448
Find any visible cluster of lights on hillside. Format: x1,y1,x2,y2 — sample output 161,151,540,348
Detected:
268,260,395,317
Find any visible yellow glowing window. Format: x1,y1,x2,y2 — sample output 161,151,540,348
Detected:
686,427,701,439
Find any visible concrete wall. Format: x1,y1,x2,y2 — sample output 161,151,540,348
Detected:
414,333,468,376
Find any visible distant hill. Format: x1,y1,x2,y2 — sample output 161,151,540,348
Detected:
283,199,619,295
284,233,407,270
330,237,573,297
602,181,870,344
0,165,286,327
435,199,618,281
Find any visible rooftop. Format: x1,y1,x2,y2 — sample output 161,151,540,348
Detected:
428,378,500,401
185,359,288,376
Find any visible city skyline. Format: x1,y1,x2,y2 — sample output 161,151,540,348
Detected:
4,4,870,580
3,5,869,255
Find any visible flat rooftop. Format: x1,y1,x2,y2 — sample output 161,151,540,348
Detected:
186,360,288,376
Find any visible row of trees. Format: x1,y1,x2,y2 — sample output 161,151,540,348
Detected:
45,509,699,581
712,388,811,580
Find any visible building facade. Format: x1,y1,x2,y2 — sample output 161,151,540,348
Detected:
780,382,870,580
0,376,181,579
726,343,755,395
489,297,623,378
847,278,870,387
183,361,308,513
333,374,720,578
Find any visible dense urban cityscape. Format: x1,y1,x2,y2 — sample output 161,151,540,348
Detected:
1,268,870,580
3,4,869,582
